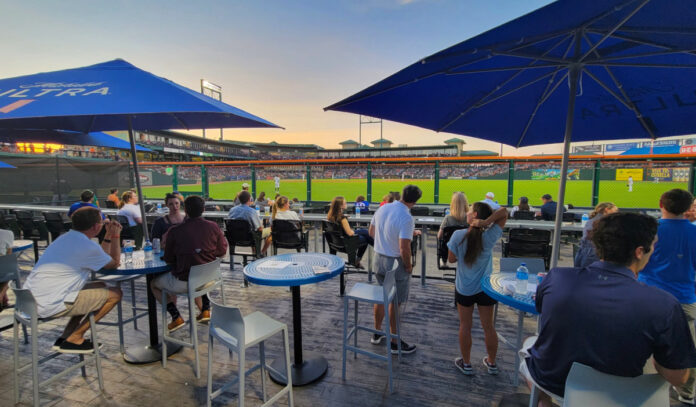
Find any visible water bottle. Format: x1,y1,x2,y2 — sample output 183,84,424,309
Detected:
144,241,154,262
445,208,451,216
124,245,134,265
255,204,261,218
581,213,589,227
157,203,162,213
515,263,529,295
299,206,304,219
152,238,161,254
356,206,361,218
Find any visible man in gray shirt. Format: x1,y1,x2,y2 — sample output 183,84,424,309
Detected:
228,191,271,255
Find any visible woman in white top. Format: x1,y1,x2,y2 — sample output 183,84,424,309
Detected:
508,196,535,218
271,196,300,224
117,191,142,226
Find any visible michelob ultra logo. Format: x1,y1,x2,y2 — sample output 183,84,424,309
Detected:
0,82,110,98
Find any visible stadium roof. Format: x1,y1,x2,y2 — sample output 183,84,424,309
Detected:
371,138,393,144
461,150,498,156
444,138,466,144
339,139,359,145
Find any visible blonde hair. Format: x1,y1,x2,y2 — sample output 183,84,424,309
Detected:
119,191,135,209
590,202,617,219
327,196,346,223
272,196,289,219
449,192,469,222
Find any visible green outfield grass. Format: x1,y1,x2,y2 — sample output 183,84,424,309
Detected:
142,178,687,209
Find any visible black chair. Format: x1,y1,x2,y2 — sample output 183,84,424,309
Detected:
502,228,551,269
437,225,468,276
116,215,143,250
562,212,576,222
224,219,262,287
105,200,117,209
270,219,308,255
513,211,536,220
410,206,429,216
14,211,49,260
322,220,362,296
2,215,21,239
43,212,71,242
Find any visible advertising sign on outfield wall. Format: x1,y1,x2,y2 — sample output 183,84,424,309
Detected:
616,168,644,181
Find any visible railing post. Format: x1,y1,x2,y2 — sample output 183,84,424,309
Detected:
251,164,256,199
690,161,696,195
306,164,312,202
172,165,178,191
592,160,601,206
434,161,440,204
201,164,209,198
367,163,372,203
507,160,514,207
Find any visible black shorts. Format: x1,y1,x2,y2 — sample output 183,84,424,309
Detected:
455,291,497,307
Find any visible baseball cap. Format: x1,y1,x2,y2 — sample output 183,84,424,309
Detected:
241,182,250,189
485,192,495,199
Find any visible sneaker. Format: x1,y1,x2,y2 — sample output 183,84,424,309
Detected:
673,386,695,405
196,310,211,323
58,339,97,354
391,340,416,354
454,357,474,375
370,333,385,345
482,356,499,375
52,338,65,351
168,316,185,332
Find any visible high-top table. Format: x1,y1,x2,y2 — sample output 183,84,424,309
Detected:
99,250,181,364
11,240,33,254
244,252,344,386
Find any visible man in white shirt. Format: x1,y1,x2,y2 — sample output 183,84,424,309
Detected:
369,185,422,354
481,192,501,210
0,228,15,310
23,208,123,353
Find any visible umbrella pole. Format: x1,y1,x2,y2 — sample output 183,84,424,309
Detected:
550,66,580,269
127,118,150,243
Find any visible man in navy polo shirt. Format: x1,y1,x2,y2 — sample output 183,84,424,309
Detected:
521,212,696,406
537,194,565,221
639,188,696,404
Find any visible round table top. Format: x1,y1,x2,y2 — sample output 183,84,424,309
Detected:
481,272,539,315
101,250,171,276
244,253,344,287
11,240,33,253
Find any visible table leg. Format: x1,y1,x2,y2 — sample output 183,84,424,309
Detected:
123,273,181,364
367,246,373,283
420,226,426,286
269,285,328,386
514,310,524,387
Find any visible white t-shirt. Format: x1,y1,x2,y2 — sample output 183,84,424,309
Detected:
271,209,300,225
118,203,142,226
274,176,280,187
23,230,112,318
0,228,14,254
370,201,414,257
509,205,536,217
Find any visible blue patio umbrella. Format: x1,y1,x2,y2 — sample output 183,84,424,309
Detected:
0,129,151,151
0,160,16,169
326,0,696,267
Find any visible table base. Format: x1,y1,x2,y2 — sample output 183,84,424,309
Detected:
268,352,328,386
123,342,182,364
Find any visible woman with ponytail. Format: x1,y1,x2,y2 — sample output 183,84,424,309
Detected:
270,195,299,225
447,203,507,376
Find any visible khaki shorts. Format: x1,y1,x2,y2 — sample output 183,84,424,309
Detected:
152,272,188,294
262,227,271,239
53,282,109,318
374,253,410,304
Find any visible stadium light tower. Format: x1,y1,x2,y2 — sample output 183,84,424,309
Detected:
200,79,224,141
359,115,382,146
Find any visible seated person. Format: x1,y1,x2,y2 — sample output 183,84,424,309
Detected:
117,190,143,249
355,195,369,213
271,196,300,225
228,190,271,255
521,212,696,406
153,196,228,330
23,208,123,353
327,195,373,268
537,194,565,221
0,228,14,311
151,193,186,246
509,196,535,218
67,190,100,217
481,192,501,210
438,191,469,239
379,191,400,208
256,192,270,208
232,183,250,207
106,188,120,208
574,202,617,268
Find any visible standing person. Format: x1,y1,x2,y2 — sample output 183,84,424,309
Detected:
151,193,186,246
627,175,634,192
481,192,501,210
152,196,228,330
67,190,100,217
327,196,373,268
117,190,143,249
368,185,422,354
447,203,507,375
274,175,281,194
509,196,534,218
23,208,123,353
638,189,696,404
106,188,120,208
574,202,618,268
232,183,250,207
522,213,696,406
438,191,469,239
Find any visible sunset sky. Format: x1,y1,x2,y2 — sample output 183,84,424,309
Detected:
3,0,668,154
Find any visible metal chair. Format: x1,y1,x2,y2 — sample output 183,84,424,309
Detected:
224,219,262,287
512,211,536,220
161,258,224,379
3,214,22,239
436,225,467,275
11,282,103,407
342,262,401,393
42,212,71,242
502,228,552,270
270,219,308,255
410,206,429,216
0,253,27,341
206,300,294,407
563,362,669,407
322,220,361,296
13,211,48,260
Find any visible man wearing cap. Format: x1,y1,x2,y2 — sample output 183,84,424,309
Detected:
538,194,566,221
481,192,501,210
233,183,251,207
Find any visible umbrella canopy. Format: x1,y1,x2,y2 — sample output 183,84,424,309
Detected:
326,0,696,267
0,129,151,151
0,160,16,169
0,59,280,132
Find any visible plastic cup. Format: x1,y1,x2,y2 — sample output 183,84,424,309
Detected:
537,272,547,284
